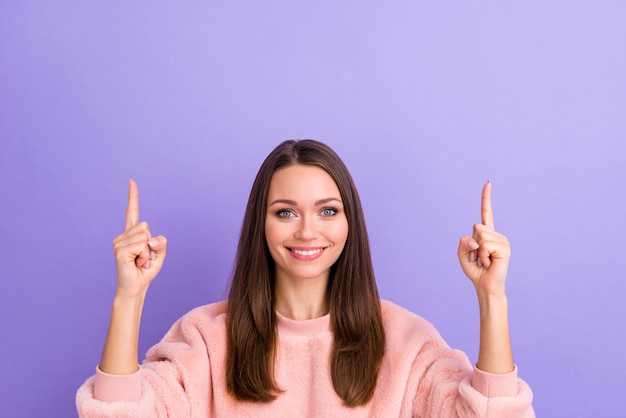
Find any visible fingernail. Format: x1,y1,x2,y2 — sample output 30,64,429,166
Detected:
144,260,151,269
150,251,156,261
469,251,476,263
477,258,483,267
148,238,159,247
468,241,479,250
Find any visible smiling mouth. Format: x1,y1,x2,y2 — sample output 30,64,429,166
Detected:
288,247,325,256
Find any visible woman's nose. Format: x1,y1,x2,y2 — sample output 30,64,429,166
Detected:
294,215,319,241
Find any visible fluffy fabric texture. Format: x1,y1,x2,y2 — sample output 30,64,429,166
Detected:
76,300,534,417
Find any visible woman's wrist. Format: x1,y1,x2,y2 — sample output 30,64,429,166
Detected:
476,290,508,320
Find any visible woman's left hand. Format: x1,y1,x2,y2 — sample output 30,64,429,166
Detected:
457,181,511,297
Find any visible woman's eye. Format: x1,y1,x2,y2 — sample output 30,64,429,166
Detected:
277,209,294,218
321,208,337,216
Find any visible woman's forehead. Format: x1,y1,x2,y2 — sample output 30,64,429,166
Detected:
267,165,341,204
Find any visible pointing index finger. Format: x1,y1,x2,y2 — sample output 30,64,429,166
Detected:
481,180,495,229
125,179,139,231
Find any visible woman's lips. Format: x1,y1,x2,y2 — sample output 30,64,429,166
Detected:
287,247,326,261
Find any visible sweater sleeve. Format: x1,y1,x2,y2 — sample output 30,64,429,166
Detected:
409,342,535,417
379,301,534,417
76,303,225,418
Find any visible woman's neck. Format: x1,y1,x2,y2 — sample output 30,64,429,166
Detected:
274,275,329,320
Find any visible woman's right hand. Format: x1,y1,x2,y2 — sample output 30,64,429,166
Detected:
99,180,167,374
113,179,167,298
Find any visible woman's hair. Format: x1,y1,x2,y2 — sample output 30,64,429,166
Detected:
226,139,385,406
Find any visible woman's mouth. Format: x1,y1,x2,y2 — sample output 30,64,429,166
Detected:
287,247,326,260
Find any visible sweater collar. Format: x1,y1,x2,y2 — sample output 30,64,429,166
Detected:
275,310,332,336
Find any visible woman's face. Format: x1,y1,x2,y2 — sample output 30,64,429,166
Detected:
265,164,349,284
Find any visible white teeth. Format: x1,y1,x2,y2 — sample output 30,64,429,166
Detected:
292,248,323,256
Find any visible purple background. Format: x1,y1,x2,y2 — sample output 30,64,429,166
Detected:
1,1,625,417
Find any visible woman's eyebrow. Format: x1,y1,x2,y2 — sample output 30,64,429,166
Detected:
315,197,342,205
268,197,342,207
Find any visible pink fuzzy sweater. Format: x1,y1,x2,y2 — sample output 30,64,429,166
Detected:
76,300,534,417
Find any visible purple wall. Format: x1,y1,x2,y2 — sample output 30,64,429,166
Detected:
1,2,625,416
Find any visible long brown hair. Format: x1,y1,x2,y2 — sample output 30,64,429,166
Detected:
226,140,385,406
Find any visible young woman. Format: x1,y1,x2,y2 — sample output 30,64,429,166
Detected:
77,140,534,417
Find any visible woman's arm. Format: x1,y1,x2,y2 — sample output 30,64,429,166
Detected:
458,181,514,374
99,180,167,375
